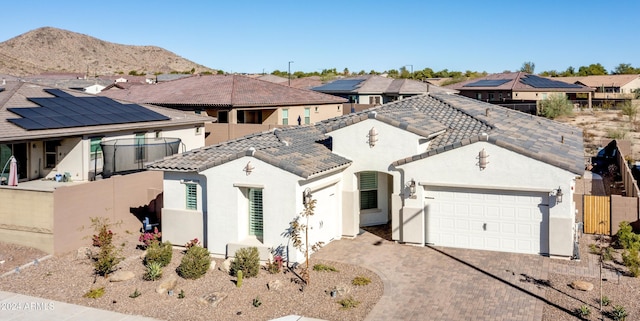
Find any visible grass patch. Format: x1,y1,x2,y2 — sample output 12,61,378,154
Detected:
83,287,105,299
337,296,360,310
313,263,338,272
352,276,371,286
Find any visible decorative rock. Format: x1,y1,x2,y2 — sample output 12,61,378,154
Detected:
198,292,228,308
156,276,178,294
570,280,594,291
109,271,135,282
267,279,281,291
219,258,233,273
76,247,92,260
209,260,217,271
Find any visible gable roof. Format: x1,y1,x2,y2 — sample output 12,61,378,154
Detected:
0,81,212,142
552,74,640,88
447,72,593,93
99,74,347,107
312,75,457,95
148,93,583,177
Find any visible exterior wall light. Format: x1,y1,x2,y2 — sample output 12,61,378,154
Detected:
303,187,313,205
550,186,563,204
368,127,378,148
243,161,255,175
478,148,489,170
406,179,416,198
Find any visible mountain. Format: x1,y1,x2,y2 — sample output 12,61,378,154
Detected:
0,27,214,76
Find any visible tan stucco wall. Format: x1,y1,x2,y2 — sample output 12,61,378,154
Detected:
53,170,163,254
549,216,574,258
205,123,280,146
161,208,203,247
611,195,639,234
0,188,54,253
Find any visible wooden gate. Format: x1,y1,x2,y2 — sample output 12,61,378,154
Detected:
583,195,611,235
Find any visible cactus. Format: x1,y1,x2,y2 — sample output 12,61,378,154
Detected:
236,270,243,288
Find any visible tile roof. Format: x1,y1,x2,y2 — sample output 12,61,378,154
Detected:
0,81,212,142
99,74,347,107
553,74,640,88
447,72,593,93
149,93,584,177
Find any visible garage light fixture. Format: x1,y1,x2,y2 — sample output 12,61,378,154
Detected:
550,186,563,204
303,187,313,205
368,127,378,148
478,148,489,170
243,161,255,175
406,179,416,198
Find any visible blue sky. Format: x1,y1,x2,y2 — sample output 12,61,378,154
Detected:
1,0,639,75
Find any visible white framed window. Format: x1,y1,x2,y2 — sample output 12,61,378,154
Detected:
304,108,310,124
185,183,197,210
44,140,58,169
359,172,378,210
248,188,263,240
282,109,289,125
476,93,482,100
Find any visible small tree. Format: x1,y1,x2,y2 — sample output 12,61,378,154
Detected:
621,101,638,123
520,61,536,74
538,93,573,119
288,198,324,285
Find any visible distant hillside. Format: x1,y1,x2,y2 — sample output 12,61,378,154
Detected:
0,27,214,76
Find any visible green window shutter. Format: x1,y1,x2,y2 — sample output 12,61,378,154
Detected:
90,138,102,154
359,172,378,210
186,183,197,210
249,188,263,237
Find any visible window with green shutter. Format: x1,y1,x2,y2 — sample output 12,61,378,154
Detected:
282,109,289,125
304,108,310,124
90,137,102,161
186,183,197,210
359,172,378,210
248,188,263,238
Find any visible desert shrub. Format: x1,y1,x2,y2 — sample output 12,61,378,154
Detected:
89,217,123,276
178,289,185,299
143,262,163,281
538,93,573,119
576,305,590,319
139,227,161,247
265,258,281,274
252,296,262,307
129,288,141,298
83,287,105,299
622,248,640,277
602,246,614,261
352,276,371,286
615,221,640,250
230,247,260,278
606,127,628,139
177,245,210,279
145,241,173,267
337,296,360,309
610,305,628,321
313,263,338,272
601,295,611,307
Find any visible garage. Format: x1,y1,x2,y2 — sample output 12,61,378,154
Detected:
424,187,549,255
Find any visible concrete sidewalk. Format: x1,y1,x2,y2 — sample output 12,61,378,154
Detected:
0,291,161,321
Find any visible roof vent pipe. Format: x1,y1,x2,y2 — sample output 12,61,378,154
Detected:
485,108,490,117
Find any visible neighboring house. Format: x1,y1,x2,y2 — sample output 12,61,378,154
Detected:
446,72,594,112
553,74,640,104
100,74,347,145
312,75,457,113
148,92,583,263
0,80,211,182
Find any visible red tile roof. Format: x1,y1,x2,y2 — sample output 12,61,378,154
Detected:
100,74,347,107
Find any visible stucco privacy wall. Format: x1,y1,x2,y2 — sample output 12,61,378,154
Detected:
53,170,163,254
328,118,426,235
396,141,578,256
162,171,205,248
0,188,54,253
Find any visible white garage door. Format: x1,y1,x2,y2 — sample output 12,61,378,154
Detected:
424,187,549,255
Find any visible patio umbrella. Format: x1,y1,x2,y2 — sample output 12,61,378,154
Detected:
8,156,17,186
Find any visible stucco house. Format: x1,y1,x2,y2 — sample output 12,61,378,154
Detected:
311,75,457,112
0,80,211,183
100,74,347,145
148,92,584,262
446,72,594,112
553,74,640,104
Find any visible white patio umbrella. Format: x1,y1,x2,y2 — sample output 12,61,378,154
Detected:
7,156,17,186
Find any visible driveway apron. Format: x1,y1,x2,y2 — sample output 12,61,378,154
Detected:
312,231,549,321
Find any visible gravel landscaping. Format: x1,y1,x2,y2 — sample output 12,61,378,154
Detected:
0,231,382,321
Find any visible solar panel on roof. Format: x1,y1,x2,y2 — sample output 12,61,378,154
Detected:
312,79,366,92
520,75,584,89
463,79,511,87
8,89,171,131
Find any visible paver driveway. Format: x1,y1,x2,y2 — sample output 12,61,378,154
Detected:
312,231,553,321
